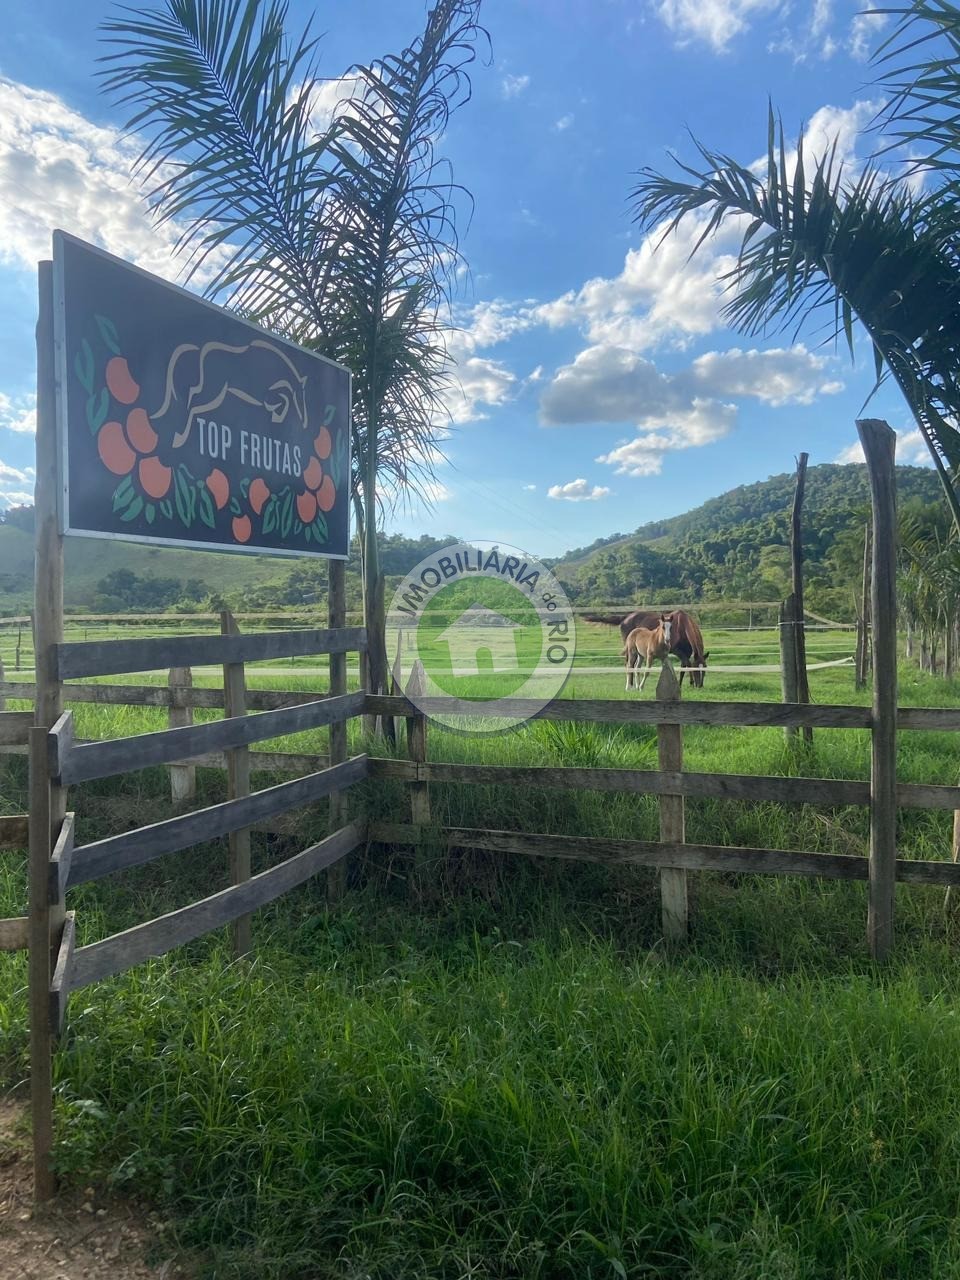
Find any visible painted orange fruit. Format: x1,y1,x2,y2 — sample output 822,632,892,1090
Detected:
249,477,270,515
296,489,317,523
303,456,323,490
97,420,136,475
316,474,336,512
232,515,252,543
139,455,172,499
125,407,158,453
105,356,140,405
206,468,229,510
314,426,332,459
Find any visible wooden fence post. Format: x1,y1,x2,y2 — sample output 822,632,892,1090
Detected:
856,523,872,691
168,667,196,806
857,418,898,961
779,596,799,743
28,727,55,1202
221,611,251,957
326,562,350,902
656,659,687,943
404,659,431,898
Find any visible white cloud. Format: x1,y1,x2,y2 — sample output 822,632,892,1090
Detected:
501,74,531,99
0,77,219,282
656,0,783,52
836,430,932,467
443,352,516,424
850,6,887,61
690,345,843,406
554,114,574,132
548,478,611,502
522,483,537,491
0,457,33,508
0,392,37,435
0,460,30,484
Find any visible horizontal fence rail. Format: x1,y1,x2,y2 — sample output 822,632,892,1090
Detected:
67,755,369,888
366,693,873,729
65,822,365,996
367,759,960,812
55,627,368,680
370,824,960,888
50,692,366,785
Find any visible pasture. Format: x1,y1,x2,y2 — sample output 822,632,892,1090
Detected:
3,615,960,1278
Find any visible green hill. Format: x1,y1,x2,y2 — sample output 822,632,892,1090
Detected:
0,517,294,614
552,463,944,619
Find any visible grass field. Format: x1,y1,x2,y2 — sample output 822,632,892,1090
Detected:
3,618,960,1278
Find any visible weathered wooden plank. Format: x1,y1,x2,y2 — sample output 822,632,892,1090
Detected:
368,823,960,887
0,712,32,746
656,662,687,943
48,814,75,906
0,815,29,849
56,627,368,679
49,912,76,1033
367,759,960,812
221,609,252,958
69,822,365,992
363,694,873,730
859,418,898,961
327,561,349,903
897,708,960,731
56,692,366,785
0,682,358,713
367,759,871,806
46,711,74,781
169,668,196,806
0,916,29,951
67,755,368,888
28,724,54,1203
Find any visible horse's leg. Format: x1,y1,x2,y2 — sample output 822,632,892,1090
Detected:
636,652,648,692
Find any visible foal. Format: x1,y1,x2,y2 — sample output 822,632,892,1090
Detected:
623,614,672,692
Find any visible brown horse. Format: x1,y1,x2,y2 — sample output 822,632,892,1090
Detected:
623,614,673,692
590,608,709,688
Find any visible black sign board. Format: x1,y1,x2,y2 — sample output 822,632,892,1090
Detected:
53,232,351,558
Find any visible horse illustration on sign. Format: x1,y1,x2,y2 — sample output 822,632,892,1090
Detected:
152,340,311,447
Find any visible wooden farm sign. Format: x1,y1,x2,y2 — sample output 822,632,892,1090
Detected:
52,232,351,558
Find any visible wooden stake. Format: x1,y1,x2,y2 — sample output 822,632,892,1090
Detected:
221,611,251,956
327,560,349,901
779,596,799,744
857,419,898,961
656,659,687,943
168,667,196,806
790,453,812,743
28,727,55,1201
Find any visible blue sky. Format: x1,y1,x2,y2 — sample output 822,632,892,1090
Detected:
0,0,926,558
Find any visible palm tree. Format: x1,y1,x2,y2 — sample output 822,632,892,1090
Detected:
629,1,960,534
100,0,483,710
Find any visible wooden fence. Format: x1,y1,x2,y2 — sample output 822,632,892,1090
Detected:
20,612,369,1200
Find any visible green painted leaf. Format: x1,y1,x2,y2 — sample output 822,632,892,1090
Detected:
94,314,121,356
160,499,173,520
263,497,278,535
74,340,94,393
120,496,144,523
197,484,216,529
145,503,156,525
240,478,250,497
174,471,192,527
229,497,241,516
305,526,312,543
112,483,135,512
86,387,109,434
280,491,294,539
313,513,328,542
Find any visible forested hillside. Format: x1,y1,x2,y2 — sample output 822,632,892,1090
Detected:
552,463,944,619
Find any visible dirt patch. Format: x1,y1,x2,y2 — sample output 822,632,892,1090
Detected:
0,1093,190,1280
